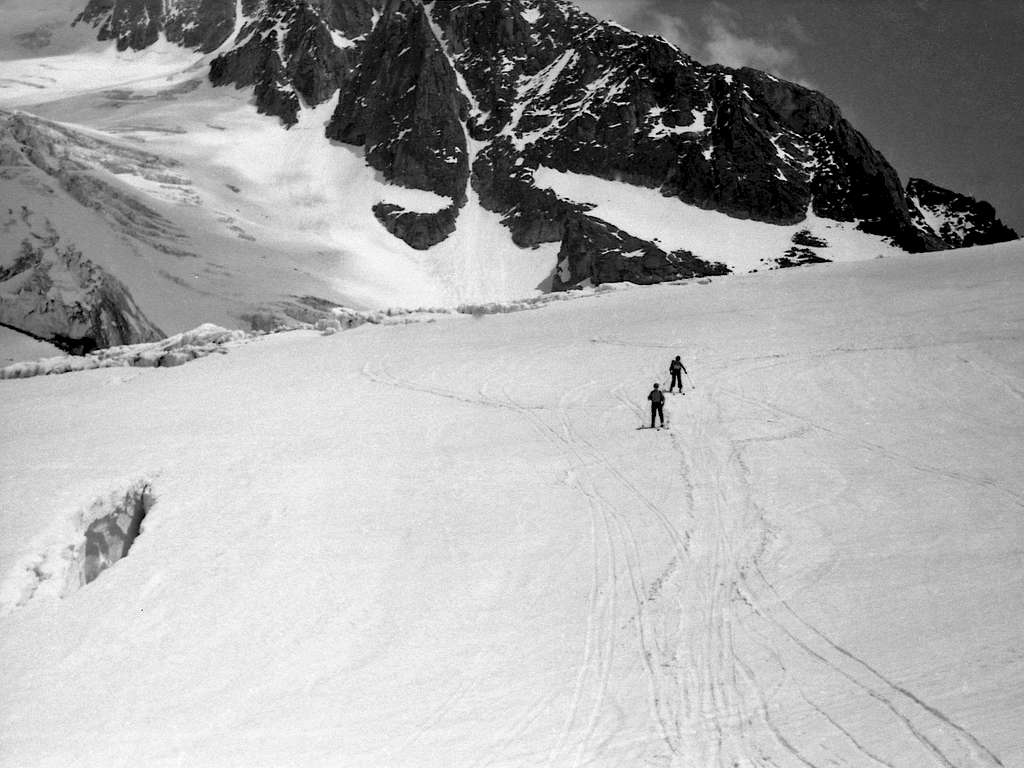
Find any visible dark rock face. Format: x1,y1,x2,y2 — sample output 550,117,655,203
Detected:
326,0,469,201
373,203,460,250
755,228,831,270
554,215,727,289
207,0,386,126
210,0,359,126
0,236,165,354
766,248,831,270
75,0,163,51
75,0,1017,290
405,1,951,282
908,178,1019,248
319,0,381,35
77,0,385,125
321,0,475,246
792,229,829,248
75,0,238,52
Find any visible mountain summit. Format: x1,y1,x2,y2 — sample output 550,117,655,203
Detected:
80,0,1018,264
1,0,1018,352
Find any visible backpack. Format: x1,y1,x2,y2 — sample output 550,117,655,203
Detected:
650,389,665,404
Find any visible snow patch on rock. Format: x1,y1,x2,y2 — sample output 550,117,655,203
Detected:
533,166,905,272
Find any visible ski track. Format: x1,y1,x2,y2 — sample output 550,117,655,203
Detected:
358,350,1006,767
511,385,650,767
719,384,1024,509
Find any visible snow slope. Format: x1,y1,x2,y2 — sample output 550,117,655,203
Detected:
0,40,559,331
1,242,1021,767
0,0,124,64
534,166,906,272
0,325,61,365
1,17,947,343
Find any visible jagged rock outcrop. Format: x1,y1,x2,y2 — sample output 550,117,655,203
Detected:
327,0,470,202
318,0,476,248
75,0,239,52
73,0,1017,290
756,230,831,271
791,229,829,248
372,203,460,250
0,235,164,354
1,112,166,352
908,178,1019,248
359,0,948,279
209,0,370,126
553,215,727,288
77,0,385,124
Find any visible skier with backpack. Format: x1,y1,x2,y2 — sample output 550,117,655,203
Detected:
647,383,666,429
668,355,688,393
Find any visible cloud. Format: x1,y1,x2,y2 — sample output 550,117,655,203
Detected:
703,11,798,74
783,14,812,45
574,0,812,86
575,0,696,48
573,0,647,28
649,10,699,53
697,2,807,82
575,0,707,61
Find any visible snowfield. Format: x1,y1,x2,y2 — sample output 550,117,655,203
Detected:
1,44,561,327
2,19,944,343
1,242,1022,767
0,325,61,366
533,166,908,273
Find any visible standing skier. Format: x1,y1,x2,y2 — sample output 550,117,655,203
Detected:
668,355,688,393
648,383,665,429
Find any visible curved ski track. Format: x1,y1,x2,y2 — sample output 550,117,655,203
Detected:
361,354,1004,767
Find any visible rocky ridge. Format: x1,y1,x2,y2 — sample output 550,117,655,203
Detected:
1,113,166,353
0,231,163,355
908,178,1019,249
75,0,239,53
67,0,1023,292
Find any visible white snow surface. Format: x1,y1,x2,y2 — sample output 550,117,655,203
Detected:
0,325,62,365
1,242,1022,767
0,323,249,379
533,166,907,272
0,39,557,330
0,26,203,104
1,12,942,338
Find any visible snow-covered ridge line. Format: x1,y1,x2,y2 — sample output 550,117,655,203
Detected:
1,282,689,379
0,323,248,380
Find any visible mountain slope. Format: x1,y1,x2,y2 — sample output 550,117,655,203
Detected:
908,177,1019,248
1,242,1022,766
0,0,1019,353
1,103,427,349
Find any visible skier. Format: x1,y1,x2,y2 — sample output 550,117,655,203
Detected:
647,383,665,429
668,355,688,393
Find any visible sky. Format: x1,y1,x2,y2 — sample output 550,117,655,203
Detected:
576,0,1024,234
